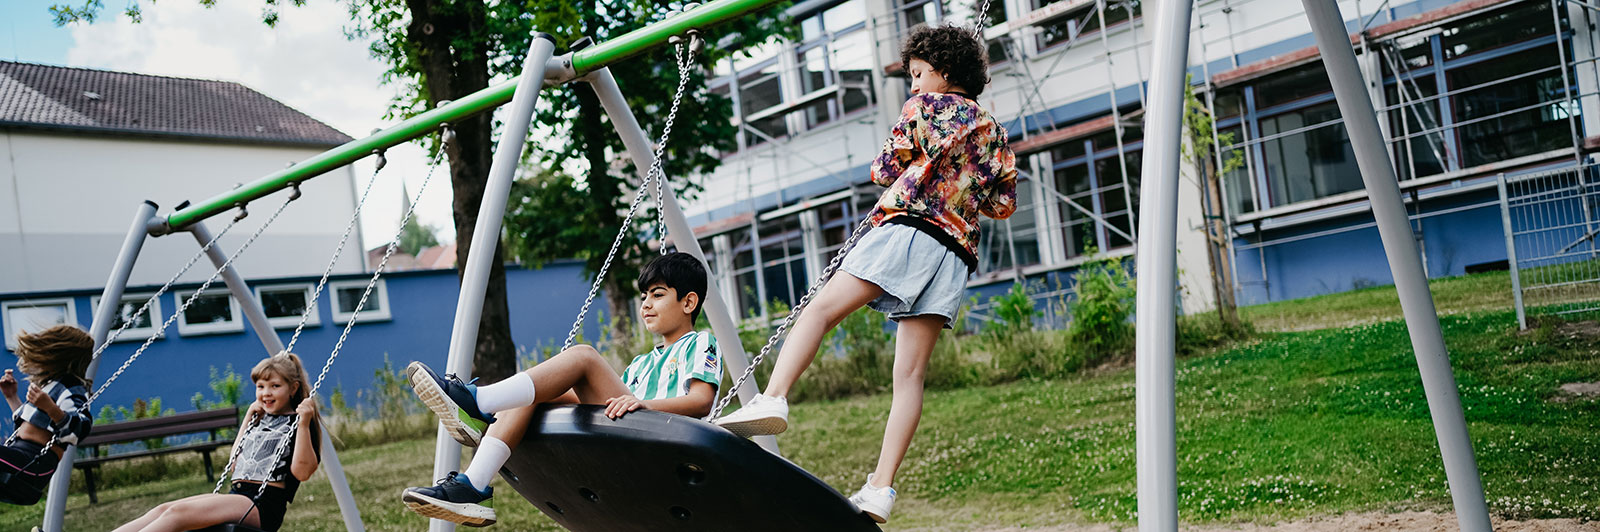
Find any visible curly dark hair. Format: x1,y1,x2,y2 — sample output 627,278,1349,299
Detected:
900,24,990,98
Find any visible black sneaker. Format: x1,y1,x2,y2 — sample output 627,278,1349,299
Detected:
402,471,497,527
407,361,496,447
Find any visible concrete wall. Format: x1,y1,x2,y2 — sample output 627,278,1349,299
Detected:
0,130,362,294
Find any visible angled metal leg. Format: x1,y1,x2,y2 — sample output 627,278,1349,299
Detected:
430,33,559,532
1301,1,1491,530
42,201,157,532
585,66,780,454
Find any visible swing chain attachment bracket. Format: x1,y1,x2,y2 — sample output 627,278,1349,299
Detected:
232,201,249,222
440,122,457,150
286,181,303,202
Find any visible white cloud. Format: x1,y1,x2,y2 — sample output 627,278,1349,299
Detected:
63,0,456,250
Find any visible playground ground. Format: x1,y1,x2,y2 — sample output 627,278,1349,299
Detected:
2,269,1596,531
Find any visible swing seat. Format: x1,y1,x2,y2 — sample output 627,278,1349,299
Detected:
501,405,882,532
191,525,265,532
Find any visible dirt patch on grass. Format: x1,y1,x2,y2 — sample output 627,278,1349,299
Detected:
944,512,1598,532
1554,381,1600,402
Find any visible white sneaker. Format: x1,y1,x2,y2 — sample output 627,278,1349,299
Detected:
848,474,896,523
712,394,789,437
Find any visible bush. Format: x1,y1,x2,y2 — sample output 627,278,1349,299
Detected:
1068,250,1136,364
985,281,1040,336
1176,313,1254,357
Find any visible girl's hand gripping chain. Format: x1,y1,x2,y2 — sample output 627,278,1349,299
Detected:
26,384,64,423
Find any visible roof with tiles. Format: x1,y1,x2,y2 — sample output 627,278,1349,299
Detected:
0,60,352,147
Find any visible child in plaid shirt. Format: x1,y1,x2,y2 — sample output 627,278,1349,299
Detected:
0,325,93,506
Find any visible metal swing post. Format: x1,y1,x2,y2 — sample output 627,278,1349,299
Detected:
1300,0,1491,529
430,33,559,532
585,66,781,455
41,201,158,532
189,219,367,532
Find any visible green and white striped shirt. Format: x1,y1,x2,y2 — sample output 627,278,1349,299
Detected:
622,330,721,401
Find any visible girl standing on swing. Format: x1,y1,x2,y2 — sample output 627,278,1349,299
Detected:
112,352,321,532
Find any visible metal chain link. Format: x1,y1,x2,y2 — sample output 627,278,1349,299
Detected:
707,209,878,419
974,0,994,39
231,135,445,501
562,31,698,351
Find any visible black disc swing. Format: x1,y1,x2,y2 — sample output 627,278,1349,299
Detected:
483,19,883,532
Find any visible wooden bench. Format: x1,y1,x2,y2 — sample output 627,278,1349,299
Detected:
74,407,240,503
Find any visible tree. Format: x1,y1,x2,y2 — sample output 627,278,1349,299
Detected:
496,2,792,343
52,0,790,379
399,216,440,256
1181,75,1246,329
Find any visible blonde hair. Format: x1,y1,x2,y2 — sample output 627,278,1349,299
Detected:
16,325,93,386
251,352,322,452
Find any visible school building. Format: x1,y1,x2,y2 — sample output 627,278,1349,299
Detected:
680,0,1600,323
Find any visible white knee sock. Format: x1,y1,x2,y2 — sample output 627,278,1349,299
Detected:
463,436,512,492
475,372,536,414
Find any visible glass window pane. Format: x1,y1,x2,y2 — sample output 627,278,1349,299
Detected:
1449,45,1575,168
261,289,309,319
831,32,875,114
798,47,829,94
1218,125,1254,214
1385,76,1446,180
336,286,380,314
184,294,234,325
823,1,866,32
1259,101,1363,206
739,68,783,116
1441,2,1555,60
107,297,153,331
6,304,70,335
1054,163,1091,195
1253,63,1332,110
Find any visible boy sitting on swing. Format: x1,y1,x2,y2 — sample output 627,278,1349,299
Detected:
401,252,722,527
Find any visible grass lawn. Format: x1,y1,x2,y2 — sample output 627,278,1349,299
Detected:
0,270,1593,530
4,302,1595,531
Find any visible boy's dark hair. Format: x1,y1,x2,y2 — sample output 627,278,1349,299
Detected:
900,24,991,98
637,252,709,325
15,325,93,386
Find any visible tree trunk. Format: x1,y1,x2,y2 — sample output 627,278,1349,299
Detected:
1201,158,1240,328
406,0,517,380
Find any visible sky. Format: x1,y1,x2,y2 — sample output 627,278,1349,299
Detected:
1,0,456,251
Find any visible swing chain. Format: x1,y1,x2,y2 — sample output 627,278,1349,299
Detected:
285,146,435,354
21,190,302,462
561,25,699,351
708,209,878,419
239,134,445,503
973,0,994,39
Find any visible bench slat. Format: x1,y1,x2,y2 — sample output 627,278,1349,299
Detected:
80,407,239,446
75,440,229,467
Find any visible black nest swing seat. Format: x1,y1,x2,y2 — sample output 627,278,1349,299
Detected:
501,404,883,532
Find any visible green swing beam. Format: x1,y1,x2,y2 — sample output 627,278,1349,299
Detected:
158,0,778,233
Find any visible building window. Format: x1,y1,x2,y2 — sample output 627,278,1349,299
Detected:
1036,0,1140,51
1045,127,1142,259
256,284,319,330
1449,45,1573,168
979,173,1042,272
330,279,391,324
729,227,763,317
758,212,809,311
3,299,78,351
176,290,243,336
90,293,161,342
1258,100,1362,206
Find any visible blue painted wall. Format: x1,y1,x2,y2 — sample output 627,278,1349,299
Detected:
0,262,607,425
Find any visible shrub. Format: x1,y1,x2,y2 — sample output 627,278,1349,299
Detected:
985,280,1040,336
1068,249,1136,364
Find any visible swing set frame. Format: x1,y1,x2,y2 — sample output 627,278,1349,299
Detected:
40,0,1497,531
40,1,786,530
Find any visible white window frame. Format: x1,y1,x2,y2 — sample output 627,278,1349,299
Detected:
3,298,79,351
329,279,391,324
89,292,163,343
254,283,320,330
174,290,244,336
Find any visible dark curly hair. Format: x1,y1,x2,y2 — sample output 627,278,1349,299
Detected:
900,24,991,98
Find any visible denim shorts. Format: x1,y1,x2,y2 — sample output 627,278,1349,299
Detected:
839,223,969,328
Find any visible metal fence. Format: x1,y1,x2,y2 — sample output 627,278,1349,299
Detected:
1499,164,1600,328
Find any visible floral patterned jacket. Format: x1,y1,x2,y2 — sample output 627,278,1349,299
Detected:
869,92,1019,271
